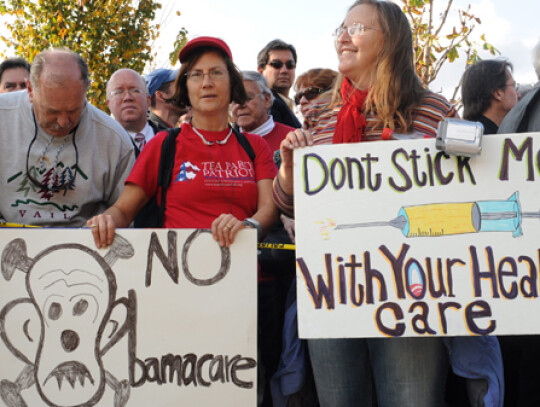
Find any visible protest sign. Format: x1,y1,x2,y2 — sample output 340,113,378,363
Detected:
0,228,257,406
294,133,540,338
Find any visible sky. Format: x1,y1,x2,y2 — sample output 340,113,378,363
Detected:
152,0,540,100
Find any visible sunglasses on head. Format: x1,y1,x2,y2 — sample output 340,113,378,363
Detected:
268,60,296,70
294,87,329,105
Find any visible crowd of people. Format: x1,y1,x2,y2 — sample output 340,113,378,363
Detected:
1,0,540,406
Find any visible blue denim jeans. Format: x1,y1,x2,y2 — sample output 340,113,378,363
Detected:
308,337,448,407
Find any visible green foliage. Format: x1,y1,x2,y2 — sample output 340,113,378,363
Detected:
0,0,161,111
400,0,499,103
168,27,188,67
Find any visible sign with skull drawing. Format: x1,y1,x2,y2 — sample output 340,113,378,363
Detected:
0,229,257,407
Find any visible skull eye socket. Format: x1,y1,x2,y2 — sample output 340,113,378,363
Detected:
73,299,89,316
48,302,62,321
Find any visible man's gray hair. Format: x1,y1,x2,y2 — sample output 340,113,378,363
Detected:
241,70,274,107
533,40,540,80
106,68,148,99
30,48,90,90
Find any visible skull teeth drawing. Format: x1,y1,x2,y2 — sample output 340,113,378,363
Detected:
44,361,95,390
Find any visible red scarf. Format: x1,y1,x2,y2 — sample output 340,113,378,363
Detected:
333,78,368,144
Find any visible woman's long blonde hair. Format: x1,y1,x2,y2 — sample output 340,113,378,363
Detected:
344,0,425,132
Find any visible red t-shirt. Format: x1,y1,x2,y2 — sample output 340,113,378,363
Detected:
127,123,277,228
262,121,294,152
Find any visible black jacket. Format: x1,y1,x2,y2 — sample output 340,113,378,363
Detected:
271,91,301,129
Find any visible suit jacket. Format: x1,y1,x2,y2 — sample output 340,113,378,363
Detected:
271,91,302,129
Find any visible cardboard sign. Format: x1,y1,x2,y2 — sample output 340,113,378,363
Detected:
294,133,540,338
0,228,257,406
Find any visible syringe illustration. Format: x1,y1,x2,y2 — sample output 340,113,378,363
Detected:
332,192,536,238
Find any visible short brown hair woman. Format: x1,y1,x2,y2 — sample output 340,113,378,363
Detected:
89,36,278,248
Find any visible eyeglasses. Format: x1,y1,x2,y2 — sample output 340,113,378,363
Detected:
109,88,146,98
333,22,379,41
185,68,227,82
504,81,518,91
267,60,296,70
246,92,263,102
294,87,329,105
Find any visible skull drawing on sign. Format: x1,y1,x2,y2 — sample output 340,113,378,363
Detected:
0,237,135,407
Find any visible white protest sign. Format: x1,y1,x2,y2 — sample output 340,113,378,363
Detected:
294,133,540,338
0,228,257,407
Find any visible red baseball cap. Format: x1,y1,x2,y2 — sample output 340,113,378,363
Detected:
178,36,233,63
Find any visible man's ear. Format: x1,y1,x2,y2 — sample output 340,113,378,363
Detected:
257,66,264,75
26,79,34,103
492,88,504,102
155,90,168,103
263,92,272,111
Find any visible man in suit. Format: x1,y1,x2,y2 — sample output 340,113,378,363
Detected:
107,68,157,155
257,39,301,128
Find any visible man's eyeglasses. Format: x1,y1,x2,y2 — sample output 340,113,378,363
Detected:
333,22,379,41
109,88,146,98
504,81,518,91
268,60,296,70
246,92,262,102
185,69,227,82
295,87,330,105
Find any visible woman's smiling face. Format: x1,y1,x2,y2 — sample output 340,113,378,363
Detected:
335,4,383,88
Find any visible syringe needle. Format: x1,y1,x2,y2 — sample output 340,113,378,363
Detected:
335,215,407,231
335,221,392,229
522,211,540,219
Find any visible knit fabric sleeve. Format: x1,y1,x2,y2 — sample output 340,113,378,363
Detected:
272,175,294,218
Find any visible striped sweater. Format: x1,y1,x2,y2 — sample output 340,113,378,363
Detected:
274,91,458,216
306,91,457,144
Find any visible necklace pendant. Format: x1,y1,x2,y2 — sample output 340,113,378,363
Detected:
192,124,232,146
215,129,233,145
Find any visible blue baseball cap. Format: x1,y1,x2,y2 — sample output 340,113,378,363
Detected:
145,68,179,97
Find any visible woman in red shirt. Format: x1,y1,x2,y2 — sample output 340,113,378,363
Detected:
89,37,278,248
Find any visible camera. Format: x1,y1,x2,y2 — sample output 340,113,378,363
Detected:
435,118,484,157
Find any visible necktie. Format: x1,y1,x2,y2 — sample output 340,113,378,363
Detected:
135,133,146,151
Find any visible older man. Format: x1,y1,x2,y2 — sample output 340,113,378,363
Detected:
107,68,156,154
0,57,30,93
232,71,293,153
497,40,540,407
257,39,301,129
0,49,134,227
145,68,184,132
499,40,540,133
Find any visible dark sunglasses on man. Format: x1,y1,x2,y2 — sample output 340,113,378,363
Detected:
268,60,296,70
294,87,331,105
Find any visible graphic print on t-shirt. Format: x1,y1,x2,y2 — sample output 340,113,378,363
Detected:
200,160,255,187
175,161,201,182
6,156,87,223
